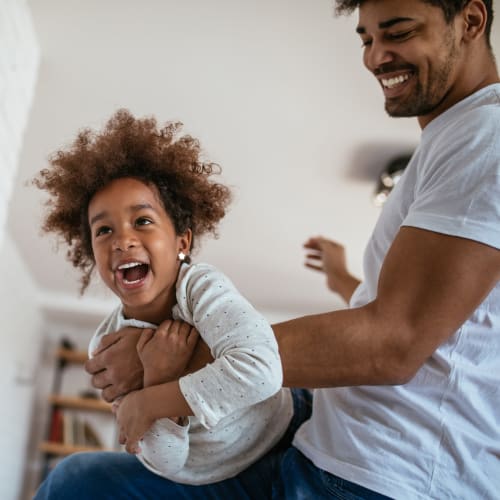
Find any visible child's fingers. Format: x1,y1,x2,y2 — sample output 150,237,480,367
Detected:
125,438,141,455
156,319,174,339
118,429,126,445
176,321,192,342
111,399,121,415
136,328,155,352
185,326,199,347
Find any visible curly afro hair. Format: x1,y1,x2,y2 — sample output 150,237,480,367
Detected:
34,109,232,292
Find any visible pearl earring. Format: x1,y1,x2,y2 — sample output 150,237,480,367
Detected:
178,251,186,262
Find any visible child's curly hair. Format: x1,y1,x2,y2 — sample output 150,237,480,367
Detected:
34,109,232,292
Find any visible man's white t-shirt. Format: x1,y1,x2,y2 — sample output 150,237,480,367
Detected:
293,84,500,499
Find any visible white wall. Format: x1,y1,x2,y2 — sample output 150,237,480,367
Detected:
0,239,43,500
0,0,39,244
0,1,40,498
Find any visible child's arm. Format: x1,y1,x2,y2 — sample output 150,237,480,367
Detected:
113,382,192,475
136,320,200,387
175,264,283,429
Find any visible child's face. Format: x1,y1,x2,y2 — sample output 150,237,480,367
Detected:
88,177,191,324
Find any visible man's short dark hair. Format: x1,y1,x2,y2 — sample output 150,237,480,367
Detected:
335,1,494,48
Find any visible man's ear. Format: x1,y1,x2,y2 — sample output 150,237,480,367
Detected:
460,0,487,43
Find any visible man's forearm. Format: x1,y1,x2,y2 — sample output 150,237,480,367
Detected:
272,304,413,389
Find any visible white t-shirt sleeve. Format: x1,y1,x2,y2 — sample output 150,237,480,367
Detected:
403,107,500,249
175,264,283,428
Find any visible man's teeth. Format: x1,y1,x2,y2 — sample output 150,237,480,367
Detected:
382,74,410,89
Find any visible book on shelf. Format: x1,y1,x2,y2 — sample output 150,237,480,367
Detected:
48,408,103,448
48,408,63,443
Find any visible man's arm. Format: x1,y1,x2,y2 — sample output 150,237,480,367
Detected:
275,226,500,388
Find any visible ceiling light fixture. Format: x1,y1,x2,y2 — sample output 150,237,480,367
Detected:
373,154,412,207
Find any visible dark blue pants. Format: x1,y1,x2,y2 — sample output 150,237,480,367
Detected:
35,389,390,499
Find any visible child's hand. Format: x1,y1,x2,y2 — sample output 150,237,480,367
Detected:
112,390,154,454
137,320,200,387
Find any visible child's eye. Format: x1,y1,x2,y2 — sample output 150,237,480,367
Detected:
361,38,372,48
95,226,112,237
135,217,152,226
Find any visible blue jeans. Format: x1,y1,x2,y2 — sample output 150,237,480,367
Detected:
273,447,392,499
35,389,390,499
34,389,312,500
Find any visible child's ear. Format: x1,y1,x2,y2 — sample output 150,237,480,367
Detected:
179,228,192,254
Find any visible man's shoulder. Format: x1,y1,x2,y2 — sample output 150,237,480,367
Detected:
454,84,500,128
427,88,500,147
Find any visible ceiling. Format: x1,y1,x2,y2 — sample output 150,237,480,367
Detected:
12,0,484,323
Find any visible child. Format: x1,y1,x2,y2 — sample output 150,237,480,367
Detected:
33,109,301,487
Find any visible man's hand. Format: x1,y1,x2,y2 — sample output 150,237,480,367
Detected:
85,327,144,402
138,320,200,387
303,236,361,303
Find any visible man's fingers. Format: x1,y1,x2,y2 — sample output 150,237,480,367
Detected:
90,370,111,390
101,385,119,403
84,357,102,375
91,330,122,356
305,262,324,273
305,253,322,261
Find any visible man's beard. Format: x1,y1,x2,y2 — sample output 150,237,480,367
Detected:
385,32,459,117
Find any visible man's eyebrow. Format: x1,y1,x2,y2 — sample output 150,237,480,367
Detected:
89,203,156,226
356,17,414,34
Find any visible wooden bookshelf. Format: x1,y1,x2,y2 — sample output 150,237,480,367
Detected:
38,441,106,456
48,394,112,413
38,340,118,485
55,347,88,364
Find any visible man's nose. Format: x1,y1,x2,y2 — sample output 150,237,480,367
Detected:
364,40,395,73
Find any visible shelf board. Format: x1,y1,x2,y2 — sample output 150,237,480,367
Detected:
49,394,112,412
56,348,88,364
39,441,106,456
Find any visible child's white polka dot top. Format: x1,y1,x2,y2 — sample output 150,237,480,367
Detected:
89,262,293,485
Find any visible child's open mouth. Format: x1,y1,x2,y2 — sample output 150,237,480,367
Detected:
116,262,150,286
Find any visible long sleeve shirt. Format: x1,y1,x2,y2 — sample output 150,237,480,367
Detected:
90,262,293,485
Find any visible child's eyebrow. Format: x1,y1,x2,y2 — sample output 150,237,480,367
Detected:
89,211,107,227
356,17,414,34
89,203,156,226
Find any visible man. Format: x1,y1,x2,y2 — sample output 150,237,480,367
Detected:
44,1,500,498
271,1,500,497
